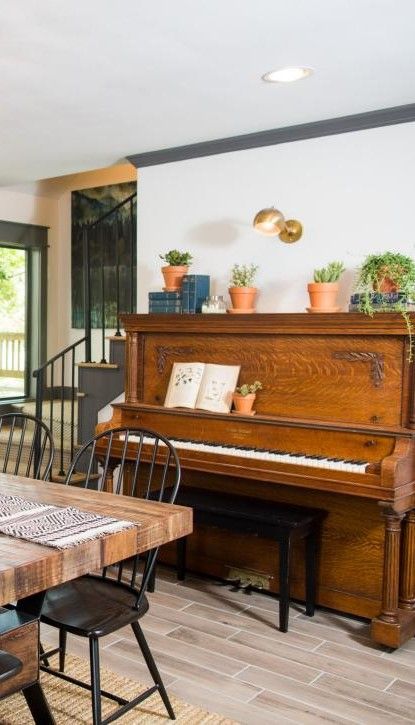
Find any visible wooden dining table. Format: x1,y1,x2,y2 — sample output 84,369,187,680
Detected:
0,474,193,724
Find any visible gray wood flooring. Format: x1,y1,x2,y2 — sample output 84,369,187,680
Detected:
42,567,415,724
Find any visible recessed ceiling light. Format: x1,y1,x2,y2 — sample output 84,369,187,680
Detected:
262,67,313,83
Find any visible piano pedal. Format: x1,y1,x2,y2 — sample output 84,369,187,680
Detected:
226,566,271,592
224,575,241,592
238,578,252,591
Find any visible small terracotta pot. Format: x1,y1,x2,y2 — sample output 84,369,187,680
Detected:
161,265,188,291
307,282,339,311
233,392,256,414
229,286,257,311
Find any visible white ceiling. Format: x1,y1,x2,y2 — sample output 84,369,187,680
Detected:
1,0,415,185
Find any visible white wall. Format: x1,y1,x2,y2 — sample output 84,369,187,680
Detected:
2,122,415,368
137,122,415,312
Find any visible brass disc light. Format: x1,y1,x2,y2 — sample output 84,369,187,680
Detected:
253,207,303,243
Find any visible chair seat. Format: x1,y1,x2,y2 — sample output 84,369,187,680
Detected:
41,576,149,638
0,650,22,684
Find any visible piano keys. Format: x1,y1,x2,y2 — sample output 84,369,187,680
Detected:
123,433,370,473
98,313,415,648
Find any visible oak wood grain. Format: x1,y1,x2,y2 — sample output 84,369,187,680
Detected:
0,475,192,606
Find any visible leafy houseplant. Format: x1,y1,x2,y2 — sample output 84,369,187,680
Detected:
307,261,345,313
235,381,263,396
353,251,415,358
159,249,193,291
233,380,262,415
228,263,259,313
159,250,193,267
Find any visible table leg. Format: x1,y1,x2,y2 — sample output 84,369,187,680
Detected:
16,591,56,725
22,681,56,725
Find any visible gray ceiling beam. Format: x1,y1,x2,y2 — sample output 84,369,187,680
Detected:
127,103,415,168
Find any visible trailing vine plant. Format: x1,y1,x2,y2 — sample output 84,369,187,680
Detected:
356,252,415,360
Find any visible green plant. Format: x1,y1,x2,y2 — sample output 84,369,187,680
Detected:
357,252,415,295
356,251,415,359
159,249,193,266
235,380,262,396
230,263,258,287
313,261,345,283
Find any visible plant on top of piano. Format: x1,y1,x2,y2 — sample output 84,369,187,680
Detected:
229,263,259,313
353,251,415,359
313,261,345,283
159,249,193,292
235,380,263,396
230,263,258,287
307,260,345,313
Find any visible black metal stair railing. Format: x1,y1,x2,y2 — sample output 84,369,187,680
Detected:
32,189,137,478
33,337,87,477
84,191,137,363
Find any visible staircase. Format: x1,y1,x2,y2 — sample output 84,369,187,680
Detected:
30,191,136,480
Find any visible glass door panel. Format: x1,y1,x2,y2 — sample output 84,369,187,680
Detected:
0,247,26,399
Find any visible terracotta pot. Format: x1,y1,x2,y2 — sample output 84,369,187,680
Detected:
161,265,188,291
375,276,399,293
307,282,339,311
233,392,256,414
228,286,257,311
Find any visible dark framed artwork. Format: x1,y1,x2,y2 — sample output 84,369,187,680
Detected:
71,181,137,328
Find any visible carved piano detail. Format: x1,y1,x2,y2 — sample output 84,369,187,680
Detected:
99,313,415,648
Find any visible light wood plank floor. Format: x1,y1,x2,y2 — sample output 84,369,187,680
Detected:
42,567,415,724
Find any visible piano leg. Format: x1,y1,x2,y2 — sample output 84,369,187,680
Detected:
305,530,318,618
279,538,291,633
399,510,415,611
371,508,415,648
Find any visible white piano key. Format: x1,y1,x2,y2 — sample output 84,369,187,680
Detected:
120,435,368,474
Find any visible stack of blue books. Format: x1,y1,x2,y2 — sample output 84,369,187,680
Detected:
182,275,210,314
148,291,182,313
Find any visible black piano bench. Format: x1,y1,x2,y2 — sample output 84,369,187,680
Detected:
173,487,326,633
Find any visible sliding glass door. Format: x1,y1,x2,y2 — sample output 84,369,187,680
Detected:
0,220,48,403
0,246,27,399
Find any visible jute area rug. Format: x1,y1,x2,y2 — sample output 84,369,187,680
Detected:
0,653,236,724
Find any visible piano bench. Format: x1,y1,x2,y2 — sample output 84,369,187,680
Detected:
171,487,326,633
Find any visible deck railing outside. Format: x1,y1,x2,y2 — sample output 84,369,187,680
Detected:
0,332,25,378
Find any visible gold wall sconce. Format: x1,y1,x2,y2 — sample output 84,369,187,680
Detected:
253,207,303,243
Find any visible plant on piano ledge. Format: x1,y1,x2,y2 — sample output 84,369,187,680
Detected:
233,380,262,416
307,260,345,313
352,251,415,359
228,263,259,313
159,249,193,291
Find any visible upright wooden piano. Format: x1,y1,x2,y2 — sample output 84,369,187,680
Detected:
100,313,415,648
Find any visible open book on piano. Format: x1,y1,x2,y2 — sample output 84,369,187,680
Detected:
164,362,240,413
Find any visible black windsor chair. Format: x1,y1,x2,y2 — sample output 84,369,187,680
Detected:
0,413,54,480
40,427,181,725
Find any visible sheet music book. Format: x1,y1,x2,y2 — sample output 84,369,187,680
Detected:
164,362,240,413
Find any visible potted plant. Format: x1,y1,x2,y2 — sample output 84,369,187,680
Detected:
352,251,415,357
233,380,262,415
159,250,193,291
307,261,345,312
228,263,259,313
353,252,415,303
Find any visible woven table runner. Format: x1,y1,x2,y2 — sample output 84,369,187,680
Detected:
0,493,138,549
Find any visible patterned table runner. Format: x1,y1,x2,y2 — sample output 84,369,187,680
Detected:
0,493,138,549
